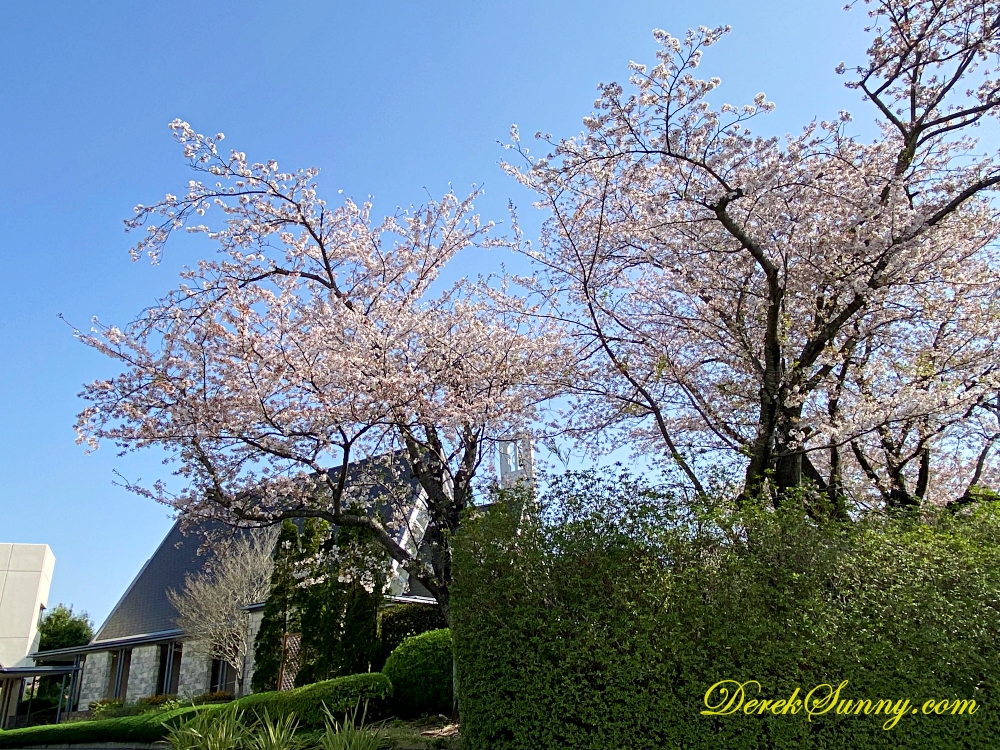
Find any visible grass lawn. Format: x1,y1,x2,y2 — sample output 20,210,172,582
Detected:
378,716,460,749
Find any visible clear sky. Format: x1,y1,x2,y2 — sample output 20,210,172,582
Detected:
0,1,872,628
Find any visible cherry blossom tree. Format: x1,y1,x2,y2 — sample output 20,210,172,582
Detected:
75,122,560,620
504,0,1000,515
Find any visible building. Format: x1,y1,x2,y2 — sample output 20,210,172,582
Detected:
30,458,428,709
33,522,251,710
29,439,533,714
0,543,77,728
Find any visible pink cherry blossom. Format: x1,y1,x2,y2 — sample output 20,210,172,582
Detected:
76,122,564,618
504,2,1000,515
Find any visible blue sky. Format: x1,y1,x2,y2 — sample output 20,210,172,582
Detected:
0,1,870,627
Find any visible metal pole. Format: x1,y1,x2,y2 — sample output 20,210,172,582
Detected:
68,656,81,712
14,677,25,728
56,673,68,724
24,677,35,727
0,679,10,730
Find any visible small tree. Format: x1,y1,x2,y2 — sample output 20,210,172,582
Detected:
38,604,93,652
294,519,386,686
250,520,299,692
167,528,277,695
252,518,387,690
35,605,94,704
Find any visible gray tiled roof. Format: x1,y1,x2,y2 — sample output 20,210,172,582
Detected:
93,521,221,642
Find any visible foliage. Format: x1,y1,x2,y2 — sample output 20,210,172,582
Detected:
88,698,125,717
295,580,381,687
169,528,277,696
195,691,237,704
185,691,235,705
253,520,302,692
137,693,178,707
164,703,249,750
34,603,95,707
245,711,301,750
85,692,231,721
504,0,1000,511
253,519,387,691
452,471,1000,749
293,519,385,687
234,673,393,727
382,629,453,719
37,604,93,652
318,703,381,750
0,705,204,748
376,603,448,671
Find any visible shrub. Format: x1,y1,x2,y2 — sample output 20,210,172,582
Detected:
0,705,204,748
375,603,448,670
164,703,249,750
88,697,123,716
381,629,452,718
452,470,1000,750
137,693,177,707
318,703,382,750
193,690,236,704
234,672,392,726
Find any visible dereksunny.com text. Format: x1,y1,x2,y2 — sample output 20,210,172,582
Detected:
701,680,979,731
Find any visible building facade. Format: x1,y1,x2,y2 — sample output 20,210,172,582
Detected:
0,543,67,728
34,522,248,710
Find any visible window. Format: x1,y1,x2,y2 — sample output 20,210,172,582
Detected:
209,658,238,695
504,441,521,472
105,649,132,699
156,643,183,695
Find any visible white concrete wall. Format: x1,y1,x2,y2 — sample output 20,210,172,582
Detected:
78,651,111,708
177,641,211,699
0,544,54,668
125,645,159,701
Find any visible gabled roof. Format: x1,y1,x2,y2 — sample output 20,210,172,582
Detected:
94,520,217,643
46,454,431,655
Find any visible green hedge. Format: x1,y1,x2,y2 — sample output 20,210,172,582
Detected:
0,705,202,748
0,675,392,747
382,629,453,718
452,470,1000,750
234,672,392,725
376,603,448,670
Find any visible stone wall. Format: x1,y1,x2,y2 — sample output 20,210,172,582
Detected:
177,641,211,698
242,610,264,695
78,651,111,708
125,645,159,702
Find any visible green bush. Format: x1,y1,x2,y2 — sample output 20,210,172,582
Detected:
0,705,203,748
234,672,392,726
136,693,177,707
381,629,453,718
192,690,236,704
376,603,448,670
452,470,1000,750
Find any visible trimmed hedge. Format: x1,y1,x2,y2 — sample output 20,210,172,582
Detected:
381,628,453,718
233,672,392,725
0,705,202,748
376,603,448,670
452,470,1000,750
0,674,391,747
